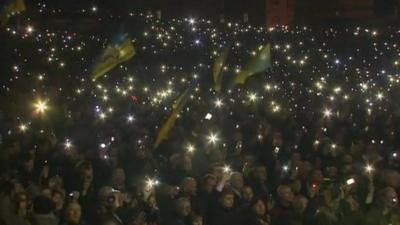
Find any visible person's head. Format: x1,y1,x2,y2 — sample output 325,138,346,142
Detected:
289,179,302,194
146,193,157,208
202,174,217,193
78,161,93,180
242,186,254,202
33,196,54,215
253,165,267,182
175,197,191,217
377,187,398,209
181,154,193,173
48,175,64,190
98,186,121,211
229,172,244,190
219,188,235,209
190,214,203,225
251,199,266,216
277,185,294,206
64,202,81,225
21,153,34,173
13,192,29,212
181,177,197,196
41,187,52,199
293,195,308,213
52,189,65,211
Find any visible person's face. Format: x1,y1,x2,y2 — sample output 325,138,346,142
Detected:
290,180,302,194
178,201,191,217
279,187,294,203
13,182,24,194
52,192,64,208
23,159,34,173
293,197,308,213
221,194,234,208
18,195,28,209
230,173,244,190
66,203,81,224
192,217,203,225
243,186,254,202
184,179,197,196
254,166,267,182
147,195,157,208
252,200,266,216
204,177,216,192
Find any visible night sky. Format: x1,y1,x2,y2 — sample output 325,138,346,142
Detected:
23,0,399,24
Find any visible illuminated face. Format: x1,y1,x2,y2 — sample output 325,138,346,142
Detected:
252,200,266,216
242,186,254,202
192,217,203,225
66,203,81,224
220,193,234,208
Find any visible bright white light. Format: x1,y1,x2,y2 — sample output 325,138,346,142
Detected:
64,139,72,149
127,115,135,122
146,178,159,188
214,99,223,108
19,124,27,132
365,164,374,173
223,165,231,173
323,109,332,118
207,132,219,144
248,93,257,102
205,113,213,120
34,99,49,114
186,144,195,153
26,26,34,33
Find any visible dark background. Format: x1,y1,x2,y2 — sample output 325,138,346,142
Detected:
26,0,399,22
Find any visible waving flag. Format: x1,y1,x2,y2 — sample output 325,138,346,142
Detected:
154,88,191,149
91,35,136,81
234,43,271,85
213,47,229,92
0,0,26,26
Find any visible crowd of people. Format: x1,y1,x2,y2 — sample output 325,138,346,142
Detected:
1,4,400,225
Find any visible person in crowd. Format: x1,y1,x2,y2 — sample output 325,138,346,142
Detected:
244,198,270,225
270,185,294,225
31,195,59,225
1,9,400,225
209,188,239,225
62,202,86,225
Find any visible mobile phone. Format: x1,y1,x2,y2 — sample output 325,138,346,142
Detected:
346,178,355,185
